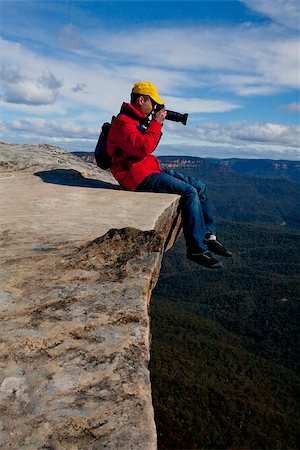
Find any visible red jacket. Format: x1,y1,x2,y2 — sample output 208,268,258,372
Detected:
107,102,162,191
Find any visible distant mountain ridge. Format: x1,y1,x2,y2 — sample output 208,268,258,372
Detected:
73,152,299,184
159,155,300,184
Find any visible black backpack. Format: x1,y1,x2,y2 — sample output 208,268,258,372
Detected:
94,118,115,170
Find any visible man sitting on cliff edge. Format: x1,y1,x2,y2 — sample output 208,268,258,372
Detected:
107,81,233,269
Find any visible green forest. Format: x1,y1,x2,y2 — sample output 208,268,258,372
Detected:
149,161,300,449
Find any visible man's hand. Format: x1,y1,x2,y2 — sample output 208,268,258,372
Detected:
154,106,167,124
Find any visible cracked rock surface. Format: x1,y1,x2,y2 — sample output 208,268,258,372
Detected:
0,143,181,449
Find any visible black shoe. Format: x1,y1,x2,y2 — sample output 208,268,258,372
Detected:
187,251,224,269
204,237,233,257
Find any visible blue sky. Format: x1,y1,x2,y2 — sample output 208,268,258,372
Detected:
1,0,299,160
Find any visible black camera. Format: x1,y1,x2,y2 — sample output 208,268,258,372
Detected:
154,104,188,126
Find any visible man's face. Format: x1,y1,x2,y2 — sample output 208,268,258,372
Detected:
140,96,156,117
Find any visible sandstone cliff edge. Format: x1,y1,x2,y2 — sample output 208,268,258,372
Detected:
0,143,181,449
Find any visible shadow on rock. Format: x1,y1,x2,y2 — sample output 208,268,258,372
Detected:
35,168,121,190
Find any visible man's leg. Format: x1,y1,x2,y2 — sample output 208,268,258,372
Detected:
163,169,216,235
163,169,233,258
137,171,206,253
136,172,223,268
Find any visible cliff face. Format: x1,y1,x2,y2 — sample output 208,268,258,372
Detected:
0,143,181,449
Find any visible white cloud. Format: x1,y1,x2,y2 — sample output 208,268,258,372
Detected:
4,118,98,140
223,122,299,147
0,117,100,153
279,102,300,113
39,71,62,90
72,83,87,93
166,121,300,148
0,64,63,105
243,0,300,30
162,96,241,113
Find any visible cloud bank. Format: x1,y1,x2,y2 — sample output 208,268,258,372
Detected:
2,117,298,160
0,0,299,160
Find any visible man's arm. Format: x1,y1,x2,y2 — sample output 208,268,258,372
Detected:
110,107,167,159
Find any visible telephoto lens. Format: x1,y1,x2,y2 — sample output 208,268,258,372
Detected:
166,110,188,125
155,104,188,125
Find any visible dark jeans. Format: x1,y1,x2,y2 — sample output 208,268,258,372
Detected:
136,169,216,254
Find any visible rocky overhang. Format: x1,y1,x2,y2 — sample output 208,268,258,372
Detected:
0,143,181,450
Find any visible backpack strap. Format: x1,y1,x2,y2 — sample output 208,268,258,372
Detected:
117,109,150,127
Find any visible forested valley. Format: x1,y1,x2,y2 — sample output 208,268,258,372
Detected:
149,157,300,449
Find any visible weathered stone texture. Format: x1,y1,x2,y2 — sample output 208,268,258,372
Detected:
0,143,181,449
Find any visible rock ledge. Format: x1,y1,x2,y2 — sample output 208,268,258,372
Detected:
0,143,181,449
